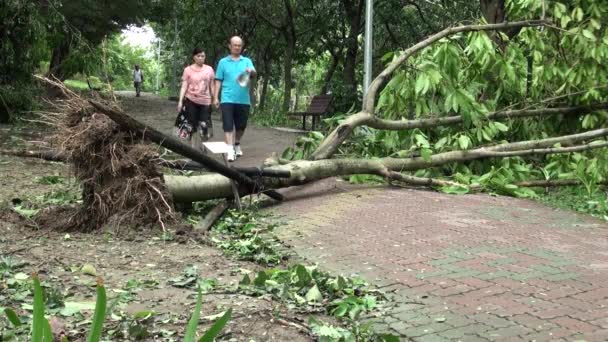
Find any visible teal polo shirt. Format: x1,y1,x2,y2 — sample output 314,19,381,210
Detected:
215,55,255,105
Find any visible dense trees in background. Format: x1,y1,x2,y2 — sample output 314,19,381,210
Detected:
0,0,483,121
0,0,152,122
150,0,481,113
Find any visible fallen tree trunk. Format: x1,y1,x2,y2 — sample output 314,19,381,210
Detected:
88,100,284,201
165,132,608,202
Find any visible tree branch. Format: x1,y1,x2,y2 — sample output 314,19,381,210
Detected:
368,103,608,130
311,103,608,160
362,19,548,114
312,19,550,160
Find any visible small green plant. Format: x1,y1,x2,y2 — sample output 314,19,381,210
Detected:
3,275,234,341
2,274,106,342
35,176,66,185
184,286,232,342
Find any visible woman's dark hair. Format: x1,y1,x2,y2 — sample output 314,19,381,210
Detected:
192,47,204,56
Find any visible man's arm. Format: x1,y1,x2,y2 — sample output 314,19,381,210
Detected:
246,58,257,78
213,80,222,108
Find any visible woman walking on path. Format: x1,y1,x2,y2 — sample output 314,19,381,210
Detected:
176,48,215,149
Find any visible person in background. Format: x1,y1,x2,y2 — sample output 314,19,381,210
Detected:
133,64,144,97
214,36,256,162
176,48,215,148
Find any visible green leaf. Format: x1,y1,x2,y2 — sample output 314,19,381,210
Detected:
421,148,432,162
133,310,156,320
239,274,251,286
305,284,323,303
198,308,231,342
86,280,107,342
32,275,45,342
253,271,269,287
4,308,21,327
582,29,597,41
415,74,430,95
414,134,430,147
13,205,39,219
331,304,348,317
81,264,97,277
184,287,203,342
440,185,470,195
458,135,471,150
380,334,401,342
295,265,312,288
494,122,509,132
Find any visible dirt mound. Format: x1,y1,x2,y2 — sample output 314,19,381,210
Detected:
36,83,178,232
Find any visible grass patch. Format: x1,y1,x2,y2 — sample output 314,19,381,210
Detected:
538,186,608,220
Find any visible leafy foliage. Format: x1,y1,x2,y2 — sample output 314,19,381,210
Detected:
211,208,286,266
321,0,608,198
238,264,383,319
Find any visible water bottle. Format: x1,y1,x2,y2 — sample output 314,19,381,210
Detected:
237,71,250,87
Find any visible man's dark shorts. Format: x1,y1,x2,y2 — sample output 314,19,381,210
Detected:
221,103,249,132
184,98,211,132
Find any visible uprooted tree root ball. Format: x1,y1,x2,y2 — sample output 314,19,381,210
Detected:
36,84,178,231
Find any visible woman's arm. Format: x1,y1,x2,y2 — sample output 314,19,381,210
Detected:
177,79,188,112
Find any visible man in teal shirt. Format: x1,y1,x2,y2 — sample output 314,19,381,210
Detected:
213,36,256,162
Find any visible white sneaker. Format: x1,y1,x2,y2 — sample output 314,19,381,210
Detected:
235,144,243,157
227,148,236,162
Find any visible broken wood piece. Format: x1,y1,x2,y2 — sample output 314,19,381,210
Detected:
194,200,230,231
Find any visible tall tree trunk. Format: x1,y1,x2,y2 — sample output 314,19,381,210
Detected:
0,94,10,123
282,36,295,113
342,0,364,94
321,53,340,95
48,34,71,81
260,75,270,110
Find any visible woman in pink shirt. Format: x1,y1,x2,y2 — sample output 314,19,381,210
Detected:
176,48,215,148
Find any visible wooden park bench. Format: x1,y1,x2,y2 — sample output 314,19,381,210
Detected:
288,95,332,131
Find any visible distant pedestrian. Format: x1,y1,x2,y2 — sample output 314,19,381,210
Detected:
214,36,256,162
133,64,144,97
176,48,215,149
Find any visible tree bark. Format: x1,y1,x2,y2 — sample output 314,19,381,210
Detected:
48,34,72,81
321,52,340,95
194,200,230,231
259,75,270,110
280,0,297,114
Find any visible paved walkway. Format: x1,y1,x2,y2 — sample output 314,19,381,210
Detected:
268,179,608,341
117,91,301,167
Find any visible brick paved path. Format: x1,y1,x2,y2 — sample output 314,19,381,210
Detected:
269,179,608,341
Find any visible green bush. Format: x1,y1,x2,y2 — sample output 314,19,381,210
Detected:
0,83,41,123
